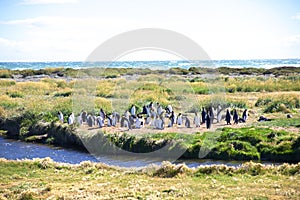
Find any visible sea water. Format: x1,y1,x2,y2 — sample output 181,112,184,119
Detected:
0,59,300,70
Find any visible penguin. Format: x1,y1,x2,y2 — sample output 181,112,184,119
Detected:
233,109,239,124
106,114,112,127
177,113,183,126
209,106,214,124
130,104,136,117
157,103,162,116
113,112,120,123
142,105,148,115
150,108,157,127
124,119,130,129
206,113,211,129
87,115,94,127
124,110,130,119
226,109,231,125
70,113,75,124
135,114,144,129
68,113,74,125
194,112,201,127
242,109,248,122
121,117,131,130
80,110,87,123
129,116,135,128
77,114,82,126
145,115,151,125
155,116,164,130
185,117,191,128
168,111,175,127
58,111,64,123
149,102,154,109
166,105,173,114
201,107,206,124
97,116,104,128
93,115,97,126
216,105,223,123
159,114,165,130
100,109,106,122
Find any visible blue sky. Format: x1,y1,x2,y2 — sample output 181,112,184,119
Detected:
0,0,300,61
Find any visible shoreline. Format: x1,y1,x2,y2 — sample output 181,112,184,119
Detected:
1,116,299,163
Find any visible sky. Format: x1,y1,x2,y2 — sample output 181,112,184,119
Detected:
0,0,300,61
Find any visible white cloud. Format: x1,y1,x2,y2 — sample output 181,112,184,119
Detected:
0,38,18,47
20,0,78,5
292,13,300,20
282,34,300,46
1,16,141,28
0,16,146,61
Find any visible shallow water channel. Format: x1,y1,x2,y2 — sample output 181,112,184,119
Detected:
0,137,281,168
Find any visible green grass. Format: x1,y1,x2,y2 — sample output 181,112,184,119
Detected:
255,118,300,128
0,158,299,199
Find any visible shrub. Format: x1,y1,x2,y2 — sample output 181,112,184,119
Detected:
54,91,72,97
256,94,300,113
6,91,24,98
0,69,13,78
0,106,5,118
255,98,272,107
0,79,16,87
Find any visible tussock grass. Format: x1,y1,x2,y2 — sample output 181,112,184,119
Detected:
255,93,300,113
0,158,299,199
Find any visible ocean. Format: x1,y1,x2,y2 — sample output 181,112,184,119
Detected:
0,59,300,70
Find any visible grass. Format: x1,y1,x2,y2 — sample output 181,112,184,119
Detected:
0,158,299,199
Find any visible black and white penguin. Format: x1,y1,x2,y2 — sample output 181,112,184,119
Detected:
242,109,248,122
201,107,206,124
130,104,136,117
233,109,239,124
68,113,74,125
120,116,131,130
168,111,175,127
206,113,211,129
185,117,191,128
100,109,106,122
226,109,231,125
87,114,94,127
177,113,183,126
194,112,200,127
80,110,87,123
58,111,64,123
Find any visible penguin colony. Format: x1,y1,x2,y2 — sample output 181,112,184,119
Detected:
58,102,249,130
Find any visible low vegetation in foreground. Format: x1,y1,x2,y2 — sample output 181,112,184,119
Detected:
0,158,299,199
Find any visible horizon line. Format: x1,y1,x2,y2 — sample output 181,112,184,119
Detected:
1,57,300,63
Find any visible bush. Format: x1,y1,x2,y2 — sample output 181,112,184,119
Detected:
0,106,5,118
211,140,260,160
0,80,16,87
0,69,13,78
53,91,72,97
6,91,24,98
255,95,300,113
255,98,272,107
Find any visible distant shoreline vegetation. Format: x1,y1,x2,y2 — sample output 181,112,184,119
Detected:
0,66,300,79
